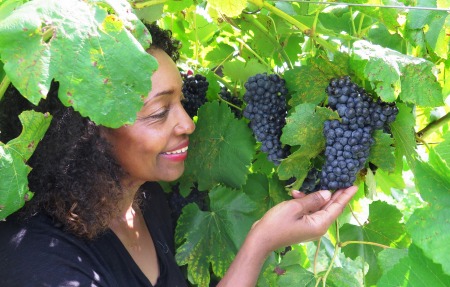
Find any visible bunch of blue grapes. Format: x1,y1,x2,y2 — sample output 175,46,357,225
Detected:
181,73,209,118
319,76,398,191
243,73,290,165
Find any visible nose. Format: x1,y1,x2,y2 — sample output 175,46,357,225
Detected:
175,105,195,135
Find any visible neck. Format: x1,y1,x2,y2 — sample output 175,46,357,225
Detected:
114,178,143,226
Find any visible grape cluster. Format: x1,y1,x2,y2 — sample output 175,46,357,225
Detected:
181,73,209,118
300,168,320,194
219,87,243,118
319,76,398,191
243,73,289,165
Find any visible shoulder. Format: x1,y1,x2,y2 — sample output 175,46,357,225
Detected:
0,213,114,287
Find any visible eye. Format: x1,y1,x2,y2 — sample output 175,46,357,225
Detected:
138,107,170,121
150,108,170,119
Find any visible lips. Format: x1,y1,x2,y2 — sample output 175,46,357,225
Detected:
162,145,188,155
161,141,189,161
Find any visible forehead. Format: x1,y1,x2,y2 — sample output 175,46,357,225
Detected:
142,49,182,105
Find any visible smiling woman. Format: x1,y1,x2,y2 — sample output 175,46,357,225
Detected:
0,22,357,287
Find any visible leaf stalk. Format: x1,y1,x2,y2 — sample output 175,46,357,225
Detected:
417,112,450,140
0,75,11,102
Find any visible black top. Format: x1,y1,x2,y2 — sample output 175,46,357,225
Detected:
0,182,188,287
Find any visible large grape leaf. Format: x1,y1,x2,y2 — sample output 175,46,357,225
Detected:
406,0,449,60
340,201,406,286
284,52,350,107
435,132,450,165
182,101,255,191
242,173,290,219
368,130,396,172
406,149,450,275
207,0,247,18
175,185,258,287
390,102,417,172
377,245,450,286
278,103,339,185
0,0,157,128
0,110,52,219
350,40,444,107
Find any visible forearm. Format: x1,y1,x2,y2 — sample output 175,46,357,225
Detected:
217,234,269,287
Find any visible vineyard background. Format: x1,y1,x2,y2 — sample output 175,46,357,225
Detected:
1,0,449,286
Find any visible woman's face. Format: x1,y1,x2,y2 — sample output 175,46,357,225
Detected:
104,48,195,187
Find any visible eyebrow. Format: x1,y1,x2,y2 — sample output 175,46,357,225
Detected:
144,89,175,104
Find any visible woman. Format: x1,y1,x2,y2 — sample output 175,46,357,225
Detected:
0,24,357,287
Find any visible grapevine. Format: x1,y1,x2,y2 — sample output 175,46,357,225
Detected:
319,76,398,191
243,73,290,165
181,73,209,118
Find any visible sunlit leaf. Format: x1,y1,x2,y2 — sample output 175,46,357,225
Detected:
0,0,157,128
350,40,444,107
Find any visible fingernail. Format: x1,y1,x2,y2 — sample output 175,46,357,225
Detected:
319,189,332,201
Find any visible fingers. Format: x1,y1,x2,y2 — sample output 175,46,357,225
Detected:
294,189,332,215
322,185,358,216
291,190,306,199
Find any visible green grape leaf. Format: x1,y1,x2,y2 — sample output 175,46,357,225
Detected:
406,0,449,59
163,0,194,13
175,185,258,287
378,245,450,286
325,268,362,287
390,102,417,172
278,104,339,183
435,131,450,165
0,0,157,128
374,168,405,195
261,249,315,287
350,40,444,107
0,110,52,219
182,101,255,191
406,149,450,275
205,43,235,68
242,173,290,219
207,0,247,18
340,201,405,286
222,58,267,84
285,52,350,107
368,130,396,172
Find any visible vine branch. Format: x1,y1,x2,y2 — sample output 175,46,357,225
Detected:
417,112,450,140
339,240,390,249
0,75,11,102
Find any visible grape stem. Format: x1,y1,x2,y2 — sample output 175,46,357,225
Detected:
339,240,390,249
218,97,243,111
313,237,322,276
0,75,11,102
417,112,450,140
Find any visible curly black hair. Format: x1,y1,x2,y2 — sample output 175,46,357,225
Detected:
0,22,181,239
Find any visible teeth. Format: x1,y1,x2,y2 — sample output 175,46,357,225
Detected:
164,146,188,155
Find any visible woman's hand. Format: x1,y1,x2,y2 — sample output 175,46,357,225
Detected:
248,186,358,256
218,186,358,287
